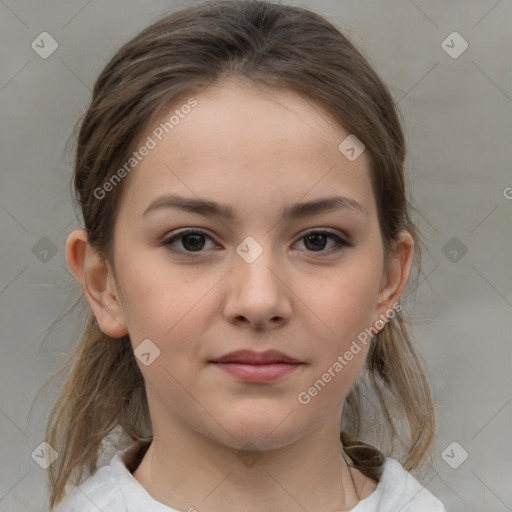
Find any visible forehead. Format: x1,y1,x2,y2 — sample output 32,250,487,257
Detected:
117,78,375,222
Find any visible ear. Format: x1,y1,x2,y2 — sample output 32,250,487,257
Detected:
373,230,414,326
65,229,128,338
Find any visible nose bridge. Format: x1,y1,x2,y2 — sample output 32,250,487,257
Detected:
234,234,281,292
225,234,292,326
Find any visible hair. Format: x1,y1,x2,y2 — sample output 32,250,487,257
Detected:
44,0,437,508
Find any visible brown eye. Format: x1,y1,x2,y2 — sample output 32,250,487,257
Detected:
163,230,217,253
304,233,329,251
295,230,350,254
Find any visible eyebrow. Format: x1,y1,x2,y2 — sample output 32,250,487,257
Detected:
142,194,367,220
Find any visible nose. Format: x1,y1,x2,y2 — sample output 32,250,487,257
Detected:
223,247,292,330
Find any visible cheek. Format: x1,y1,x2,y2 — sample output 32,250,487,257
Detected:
115,244,211,335
125,291,214,409
312,261,382,350
297,274,379,410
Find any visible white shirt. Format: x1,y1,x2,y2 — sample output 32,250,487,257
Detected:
52,447,446,511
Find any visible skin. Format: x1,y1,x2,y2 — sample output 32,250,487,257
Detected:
66,78,414,511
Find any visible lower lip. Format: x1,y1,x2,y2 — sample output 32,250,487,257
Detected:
212,362,302,382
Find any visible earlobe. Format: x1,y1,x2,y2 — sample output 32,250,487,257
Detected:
65,229,128,338
375,231,414,322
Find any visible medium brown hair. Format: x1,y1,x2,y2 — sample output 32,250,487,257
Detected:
43,1,436,508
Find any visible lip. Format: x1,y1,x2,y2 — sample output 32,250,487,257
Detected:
211,349,301,365
210,349,303,382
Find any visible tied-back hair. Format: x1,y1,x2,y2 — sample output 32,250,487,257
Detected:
44,1,436,508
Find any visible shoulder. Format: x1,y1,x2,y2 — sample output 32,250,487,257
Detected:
375,457,446,511
51,453,128,512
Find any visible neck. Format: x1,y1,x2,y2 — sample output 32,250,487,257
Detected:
131,417,367,512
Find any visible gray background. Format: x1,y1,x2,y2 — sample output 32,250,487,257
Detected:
1,0,511,510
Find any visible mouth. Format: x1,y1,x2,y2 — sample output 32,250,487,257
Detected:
209,349,304,382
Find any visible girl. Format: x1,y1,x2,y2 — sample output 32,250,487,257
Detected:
45,1,446,510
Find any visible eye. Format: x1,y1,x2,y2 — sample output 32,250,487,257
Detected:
293,229,350,254
162,230,218,254
162,228,350,256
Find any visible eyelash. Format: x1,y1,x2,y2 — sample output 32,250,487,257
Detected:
162,229,351,256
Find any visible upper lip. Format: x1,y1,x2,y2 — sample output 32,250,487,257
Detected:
211,349,302,365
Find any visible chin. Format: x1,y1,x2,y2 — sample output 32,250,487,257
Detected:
206,410,308,452
217,431,301,453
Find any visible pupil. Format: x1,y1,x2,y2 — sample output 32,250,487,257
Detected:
305,234,326,251
183,234,205,251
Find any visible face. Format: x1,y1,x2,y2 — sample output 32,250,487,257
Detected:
78,78,412,451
